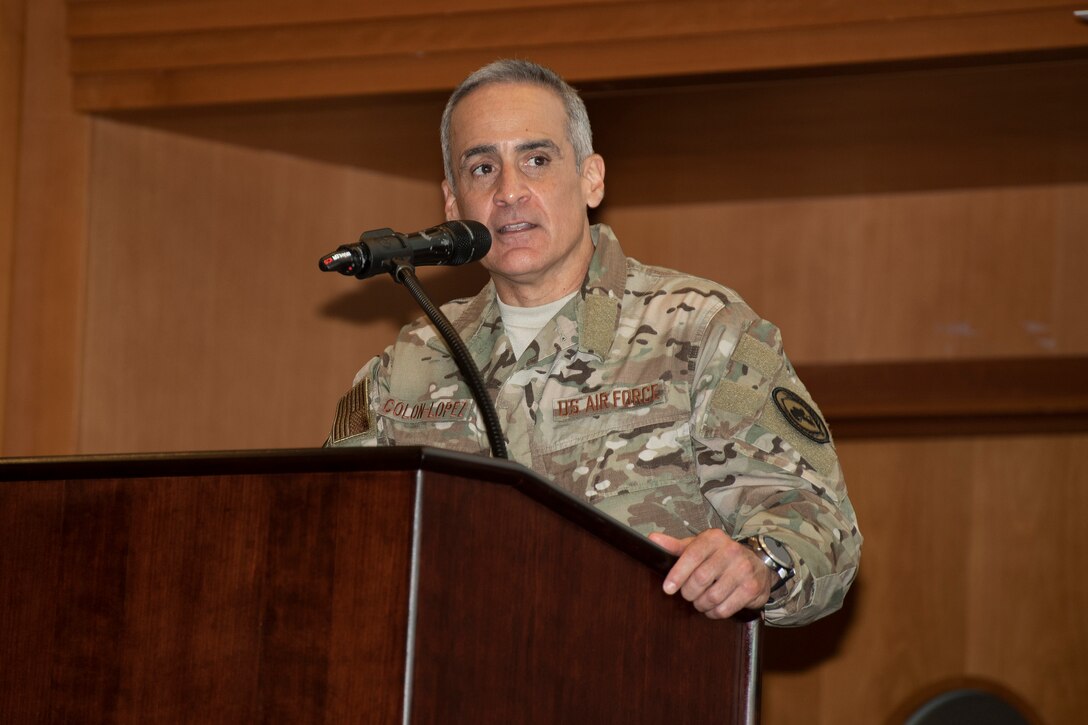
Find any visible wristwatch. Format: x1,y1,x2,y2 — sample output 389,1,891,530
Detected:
744,534,795,594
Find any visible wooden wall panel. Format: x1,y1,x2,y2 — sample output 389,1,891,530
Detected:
67,1,1087,74
115,59,1088,191
3,0,90,456
603,184,1088,362
1054,184,1088,346
65,0,1088,110
762,433,1088,724
966,435,1088,719
595,62,1088,362
0,0,27,448
589,61,1088,202
797,357,1088,439
77,119,457,454
65,0,633,36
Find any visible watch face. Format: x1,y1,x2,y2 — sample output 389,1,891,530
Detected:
759,535,793,568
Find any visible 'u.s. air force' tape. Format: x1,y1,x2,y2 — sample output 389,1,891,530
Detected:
552,381,666,420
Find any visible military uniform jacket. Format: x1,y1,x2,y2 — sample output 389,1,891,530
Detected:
328,224,861,626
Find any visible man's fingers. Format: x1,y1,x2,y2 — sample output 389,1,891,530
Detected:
704,551,774,618
696,568,765,618
648,532,697,594
656,529,730,596
678,549,728,602
651,529,774,619
647,531,690,555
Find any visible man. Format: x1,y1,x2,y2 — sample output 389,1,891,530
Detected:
327,59,860,626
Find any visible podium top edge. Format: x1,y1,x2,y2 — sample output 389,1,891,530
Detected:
2,446,518,482
0,446,679,577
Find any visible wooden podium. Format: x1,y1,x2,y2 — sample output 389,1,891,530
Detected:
0,447,759,723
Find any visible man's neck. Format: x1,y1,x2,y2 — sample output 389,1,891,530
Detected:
494,277,580,307
491,234,595,307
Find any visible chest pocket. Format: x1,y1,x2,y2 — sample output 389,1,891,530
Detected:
535,382,714,538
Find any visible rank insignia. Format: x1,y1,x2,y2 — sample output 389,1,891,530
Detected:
772,387,831,444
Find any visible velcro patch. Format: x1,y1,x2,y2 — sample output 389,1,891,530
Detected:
732,333,782,379
772,387,831,444
379,396,475,423
331,376,373,443
553,381,666,420
710,380,764,419
581,294,618,356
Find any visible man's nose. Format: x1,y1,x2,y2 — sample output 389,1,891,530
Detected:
493,169,529,206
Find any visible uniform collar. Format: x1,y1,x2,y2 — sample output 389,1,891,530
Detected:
576,224,624,359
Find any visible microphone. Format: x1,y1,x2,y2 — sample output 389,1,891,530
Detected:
318,220,491,279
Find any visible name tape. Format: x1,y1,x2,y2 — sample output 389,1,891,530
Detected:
380,397,474,422
553,382,666,420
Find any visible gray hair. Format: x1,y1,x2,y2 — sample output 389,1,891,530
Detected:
440,59,594,191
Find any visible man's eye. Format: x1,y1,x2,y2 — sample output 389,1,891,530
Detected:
526,155,549,168
471,163,494,176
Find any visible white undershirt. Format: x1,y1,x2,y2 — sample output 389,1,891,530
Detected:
497,291,578,359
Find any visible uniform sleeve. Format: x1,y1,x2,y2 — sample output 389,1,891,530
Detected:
691,307,862,627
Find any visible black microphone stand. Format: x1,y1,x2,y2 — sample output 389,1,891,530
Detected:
390,261,508,460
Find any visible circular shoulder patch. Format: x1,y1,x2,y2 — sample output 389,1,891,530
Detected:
772,387,831,444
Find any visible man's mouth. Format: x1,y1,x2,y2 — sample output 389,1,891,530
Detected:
497,222,537,234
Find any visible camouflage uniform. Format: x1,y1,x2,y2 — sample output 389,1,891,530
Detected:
328,224,860,626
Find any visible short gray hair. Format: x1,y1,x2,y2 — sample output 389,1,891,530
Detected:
441,59,594,191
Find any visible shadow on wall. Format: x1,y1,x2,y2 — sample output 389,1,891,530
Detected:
114,59,1088,206
585,59,1088,205
761,576,1044,725
761,576,860,672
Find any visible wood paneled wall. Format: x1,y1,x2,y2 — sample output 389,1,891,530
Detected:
763,433,1088,724
77,119,448,452
3,0,1087,723
64,0,1088,110
3,0,89,455
0,0,26,447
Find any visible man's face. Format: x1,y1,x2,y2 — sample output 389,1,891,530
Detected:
442,82,604,304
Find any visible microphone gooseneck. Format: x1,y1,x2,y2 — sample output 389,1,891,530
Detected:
393,263,508,460
318,220,507,460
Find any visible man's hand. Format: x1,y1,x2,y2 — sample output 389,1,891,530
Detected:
648,529,774,619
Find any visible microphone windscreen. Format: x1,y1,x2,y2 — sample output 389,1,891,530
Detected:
445,220,492,265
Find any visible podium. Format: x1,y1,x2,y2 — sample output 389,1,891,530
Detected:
0,447,759,723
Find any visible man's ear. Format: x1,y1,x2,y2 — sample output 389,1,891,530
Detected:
442,180,461,221
581,154,606,209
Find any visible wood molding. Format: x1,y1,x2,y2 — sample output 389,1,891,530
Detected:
3,0,90,456
797,356,1088,439
0,0,27,449
65,1,1088,111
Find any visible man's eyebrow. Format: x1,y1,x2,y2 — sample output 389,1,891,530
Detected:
459,139,563,165
516,139,562,155
460,144,497,164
